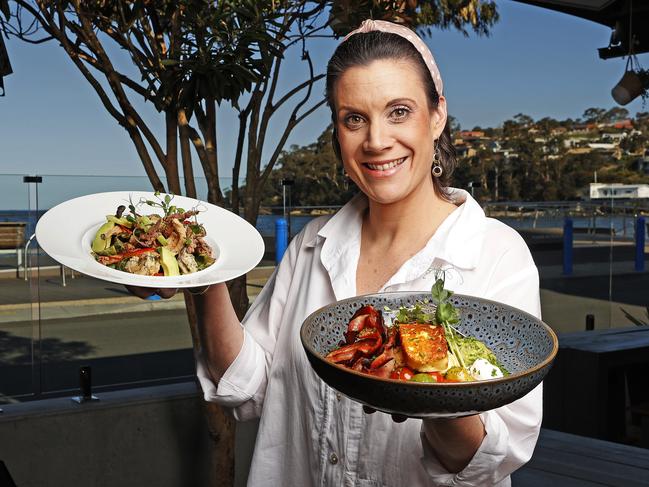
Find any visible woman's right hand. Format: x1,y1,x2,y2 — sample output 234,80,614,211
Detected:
125,285,178,300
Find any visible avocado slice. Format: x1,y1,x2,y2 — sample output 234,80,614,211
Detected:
106,215,133,228
159,246,180,276
91,222,116,253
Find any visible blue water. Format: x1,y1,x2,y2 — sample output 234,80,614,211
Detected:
0,209,643,239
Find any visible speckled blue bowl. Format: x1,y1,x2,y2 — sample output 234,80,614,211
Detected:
300,292,558,418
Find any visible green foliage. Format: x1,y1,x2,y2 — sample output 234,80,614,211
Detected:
329,0,499,37
259,124,357,207
77,0,285,112
394,302,435,324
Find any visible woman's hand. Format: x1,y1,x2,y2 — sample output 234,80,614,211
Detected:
362,405,408,423
125,285,178,300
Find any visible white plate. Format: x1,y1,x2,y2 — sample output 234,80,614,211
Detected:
35,191,265,288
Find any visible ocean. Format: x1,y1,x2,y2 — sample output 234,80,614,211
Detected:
0,209,643,240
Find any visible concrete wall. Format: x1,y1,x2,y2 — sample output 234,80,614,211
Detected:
0,382,256,487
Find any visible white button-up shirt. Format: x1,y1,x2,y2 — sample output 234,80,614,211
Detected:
197,189,542,487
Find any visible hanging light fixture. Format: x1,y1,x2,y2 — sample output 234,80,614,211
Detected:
612,56,649,105
611,0,649,105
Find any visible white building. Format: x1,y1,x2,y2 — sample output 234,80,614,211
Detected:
589,183,649,199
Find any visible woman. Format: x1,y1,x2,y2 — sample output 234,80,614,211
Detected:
135,20,542,486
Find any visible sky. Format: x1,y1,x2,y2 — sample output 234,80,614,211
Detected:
1,1,649,181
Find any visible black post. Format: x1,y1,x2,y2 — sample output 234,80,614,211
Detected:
586,314,595,331
281,179,295,238
72,365,98,403
80,365,92,400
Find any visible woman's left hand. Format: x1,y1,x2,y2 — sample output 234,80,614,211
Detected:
362,405,408,423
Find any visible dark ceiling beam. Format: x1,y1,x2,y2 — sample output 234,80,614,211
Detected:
0,34,12,96
513,0,649,59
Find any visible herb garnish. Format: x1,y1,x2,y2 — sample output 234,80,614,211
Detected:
430,277,467,369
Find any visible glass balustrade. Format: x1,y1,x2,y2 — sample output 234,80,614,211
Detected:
1,172,648,405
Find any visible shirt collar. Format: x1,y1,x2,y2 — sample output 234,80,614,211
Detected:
307,189,486,298
432,188,486,270
305,192,367,249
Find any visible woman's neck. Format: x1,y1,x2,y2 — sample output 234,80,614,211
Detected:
363,183,458,247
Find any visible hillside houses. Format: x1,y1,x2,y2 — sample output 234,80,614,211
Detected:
453,116,645,163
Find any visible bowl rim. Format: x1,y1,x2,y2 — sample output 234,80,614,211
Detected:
300,291,559,388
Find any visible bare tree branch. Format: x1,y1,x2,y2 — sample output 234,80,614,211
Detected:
260,49,320,184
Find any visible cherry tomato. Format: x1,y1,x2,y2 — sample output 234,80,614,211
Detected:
390,367,415,381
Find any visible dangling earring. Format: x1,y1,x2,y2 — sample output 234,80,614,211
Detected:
342,166,349,191
431,139,443,178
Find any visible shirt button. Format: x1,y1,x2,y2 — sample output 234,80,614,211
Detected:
336,393,342,401
329,453,339,465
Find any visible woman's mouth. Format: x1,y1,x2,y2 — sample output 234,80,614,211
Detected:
363,157,407,172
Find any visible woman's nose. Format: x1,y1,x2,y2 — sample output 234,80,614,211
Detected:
363,121,393,152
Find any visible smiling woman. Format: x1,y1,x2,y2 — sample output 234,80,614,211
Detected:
147,19,544,487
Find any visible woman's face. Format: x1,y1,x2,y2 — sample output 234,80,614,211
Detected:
333,58,447,206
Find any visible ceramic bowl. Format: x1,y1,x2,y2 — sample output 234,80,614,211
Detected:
300,292,558,418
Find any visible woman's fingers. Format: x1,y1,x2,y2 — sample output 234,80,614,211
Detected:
362,405,408,423
156,288,178,299
125,285,177,300
363,405,376,415
125,285,156,299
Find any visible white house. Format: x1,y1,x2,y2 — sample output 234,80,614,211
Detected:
589,183,649,199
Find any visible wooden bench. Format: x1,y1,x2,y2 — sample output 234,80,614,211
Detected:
0,222,27,278
543,326,649,443
513,428,649,486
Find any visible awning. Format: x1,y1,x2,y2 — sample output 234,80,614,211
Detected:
514,0,649,59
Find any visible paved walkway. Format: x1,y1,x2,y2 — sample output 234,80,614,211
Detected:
0,266,274,324
1,242,648,334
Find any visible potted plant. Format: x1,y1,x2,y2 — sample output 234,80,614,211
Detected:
637,68,649,103
612,60,649,106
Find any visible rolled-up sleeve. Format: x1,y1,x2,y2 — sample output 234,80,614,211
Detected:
194,232,301,421
420,235,543,485
195,325,268,420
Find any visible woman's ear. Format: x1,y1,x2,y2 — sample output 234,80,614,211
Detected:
430,96,448,139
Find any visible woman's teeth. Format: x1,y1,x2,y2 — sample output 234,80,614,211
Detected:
366,157,406,171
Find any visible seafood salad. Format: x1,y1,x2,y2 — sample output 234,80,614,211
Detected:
325,279,508,383
90,193,215,276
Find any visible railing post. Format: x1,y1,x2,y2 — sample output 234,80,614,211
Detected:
275,217,288,264
636,216,646,272
563,217,573,275
586,314,595,331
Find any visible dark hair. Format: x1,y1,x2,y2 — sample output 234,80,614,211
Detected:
325,31,457,196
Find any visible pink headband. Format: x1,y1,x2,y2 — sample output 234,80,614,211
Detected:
343,19,444,96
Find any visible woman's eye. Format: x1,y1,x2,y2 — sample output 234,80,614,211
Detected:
345,114,365,128
390,106,411,121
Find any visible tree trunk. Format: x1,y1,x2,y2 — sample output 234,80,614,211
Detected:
165,109,181,194
184,292,236,487
178,108,197,198
227,275,250,321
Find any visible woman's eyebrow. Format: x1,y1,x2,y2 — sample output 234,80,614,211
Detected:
386,97,417,106
337,97,418,114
